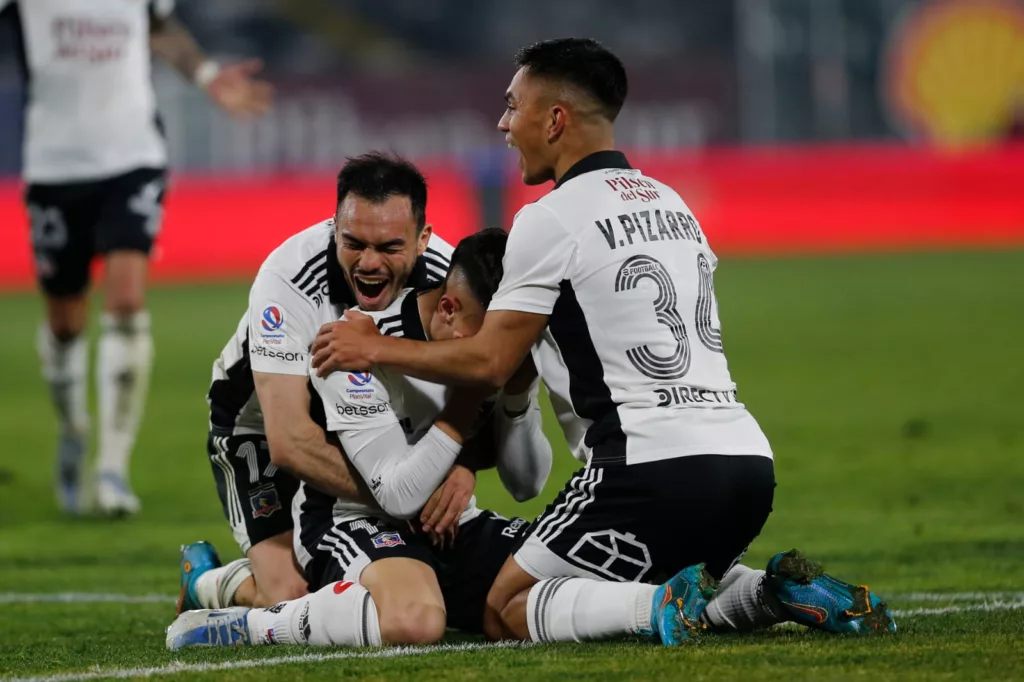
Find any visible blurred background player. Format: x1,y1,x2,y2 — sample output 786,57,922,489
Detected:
0,0,272,516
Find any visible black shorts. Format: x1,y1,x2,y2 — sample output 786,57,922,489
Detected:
207,431,301,554
300,510,530,634
25,167,167,296
515,455,775,585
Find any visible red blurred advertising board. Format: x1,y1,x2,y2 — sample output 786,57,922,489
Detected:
1,145,1022,291
0,167,481,290
506,144,1024,254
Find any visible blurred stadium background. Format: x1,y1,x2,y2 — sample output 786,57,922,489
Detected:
1,1,1023,680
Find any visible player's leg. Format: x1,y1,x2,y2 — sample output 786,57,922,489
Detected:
179,433,305,612
484,466,706,646
27,182,96,514
430,511,531,638
93,168,165,515
492,457,783,646
168,517,446,649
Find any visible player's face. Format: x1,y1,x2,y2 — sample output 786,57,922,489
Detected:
335,194,430,311
499,68,557,186
428,268,487,341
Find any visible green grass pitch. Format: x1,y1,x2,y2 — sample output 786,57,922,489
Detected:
1,251,1022,681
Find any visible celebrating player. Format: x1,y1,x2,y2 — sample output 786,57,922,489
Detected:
178,154,489,613
310,38,897,644
167,229,553,649
1,0,272,516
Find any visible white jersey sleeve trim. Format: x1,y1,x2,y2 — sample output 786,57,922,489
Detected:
488,204,575,316
149,0,175,19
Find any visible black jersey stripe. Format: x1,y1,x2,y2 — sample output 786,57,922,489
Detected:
422,256,449,277
290,250,328,285
425,247,451,266
207,330,256,433
548,280,626,464
297,261,328,294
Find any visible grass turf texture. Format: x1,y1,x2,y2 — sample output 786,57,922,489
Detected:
1,251,1022,680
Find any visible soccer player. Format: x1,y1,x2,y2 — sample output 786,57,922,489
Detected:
1,0,273,515
177,154,468,613
167,229,553,649
310,38,896,643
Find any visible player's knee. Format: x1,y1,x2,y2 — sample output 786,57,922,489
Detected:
105,295,145,318
378,602,446,645
46,298,87,341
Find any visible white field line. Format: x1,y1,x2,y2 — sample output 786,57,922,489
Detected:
2,598,1023,682
890,591,1024,602
890,599,1024,617
2,642,527,682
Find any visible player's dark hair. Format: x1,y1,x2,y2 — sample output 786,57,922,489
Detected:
515,38,628,122
448,228,508,309
336,152,428,232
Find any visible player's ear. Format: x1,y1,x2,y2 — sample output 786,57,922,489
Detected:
417,223,433,256
439,294,458,322
548,105,567,144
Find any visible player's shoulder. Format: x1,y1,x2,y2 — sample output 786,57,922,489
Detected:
257,218,334,280
424,232,454,261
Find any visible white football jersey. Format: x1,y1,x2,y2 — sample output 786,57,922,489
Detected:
208,218,453,437
303,288,482,524
4,0,175,182
489,151,772,466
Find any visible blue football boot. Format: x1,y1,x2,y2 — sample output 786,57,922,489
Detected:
177,541,222,615
165,607,252,650
765,549,896,634
649,563,719,645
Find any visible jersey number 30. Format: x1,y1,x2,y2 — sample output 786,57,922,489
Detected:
614,254,723,380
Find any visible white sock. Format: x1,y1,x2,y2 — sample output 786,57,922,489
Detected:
195,558,253,609
526,578,657,643
702,564,786,632
36,324,89,437
246,580,382,647
96,311,153,479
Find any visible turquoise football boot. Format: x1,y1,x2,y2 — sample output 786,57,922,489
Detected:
177,541,222,615
649,563,719,645
765,549,896,634
166,607,252,650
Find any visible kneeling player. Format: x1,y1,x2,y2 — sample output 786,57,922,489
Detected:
167,229,551,649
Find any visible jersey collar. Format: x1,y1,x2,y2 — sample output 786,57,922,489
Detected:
553,150,632,189
326,238,434,308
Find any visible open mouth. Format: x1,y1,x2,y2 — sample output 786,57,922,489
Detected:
353,276,389,307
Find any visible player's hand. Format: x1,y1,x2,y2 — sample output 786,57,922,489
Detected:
207,59,274,120
420,465,475,541
311,311,380,376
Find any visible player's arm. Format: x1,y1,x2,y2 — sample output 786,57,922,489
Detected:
247,270,369,502
493,359,552,502
254,372,370,502
313,205,569,388
148,2,271,119
314,370,485,520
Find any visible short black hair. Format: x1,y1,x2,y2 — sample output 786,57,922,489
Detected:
515,38,628,122
335,152,428,231
447,228,508,309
